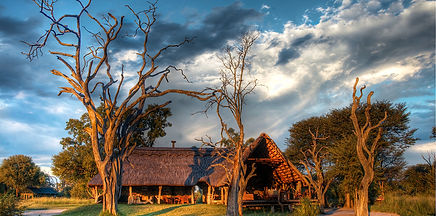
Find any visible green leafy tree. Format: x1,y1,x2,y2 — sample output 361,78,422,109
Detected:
285,101,416,208
0,193,23,216
52,104,172,198
0,155,45,197
401,163,434,195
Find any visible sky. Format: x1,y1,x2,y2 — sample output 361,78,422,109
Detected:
0,0,434,175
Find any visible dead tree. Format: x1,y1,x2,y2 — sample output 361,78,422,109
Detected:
198,32,258,216
24,0,213,214
300,128,333,211
350,78,387,216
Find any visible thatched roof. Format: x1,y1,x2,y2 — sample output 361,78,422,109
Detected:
88,133,307,187
27,187,58,195
89,147,228,187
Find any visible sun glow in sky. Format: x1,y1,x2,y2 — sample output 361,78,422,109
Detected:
0,0,434,175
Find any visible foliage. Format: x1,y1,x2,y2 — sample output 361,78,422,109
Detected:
286,101,416,206
52,104,172,198
220,128,255,148
371,192,435,216
0,155,45,196
291,198,320,216
401,162,435,195
0,193,23,216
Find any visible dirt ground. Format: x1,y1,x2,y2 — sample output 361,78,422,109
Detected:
23,209,67,216
323,208,400,216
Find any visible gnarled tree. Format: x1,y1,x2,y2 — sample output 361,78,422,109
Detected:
350,78,387,216
24,0,212,214
199,32,258,216
300,128,333,211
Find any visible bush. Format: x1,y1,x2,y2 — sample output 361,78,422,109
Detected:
292,198,319,216
0,193,23,216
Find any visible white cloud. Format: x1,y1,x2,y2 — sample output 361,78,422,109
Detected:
261,4,270,10
410,141,436,153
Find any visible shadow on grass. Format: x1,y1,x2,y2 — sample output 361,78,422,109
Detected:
140,204,188,216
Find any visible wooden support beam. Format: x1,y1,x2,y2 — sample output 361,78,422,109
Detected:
220,187,224,204
224,187,228,205
207,185,211,204
158,186,162,204
128,186,133,204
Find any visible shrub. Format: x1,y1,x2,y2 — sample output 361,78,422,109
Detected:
292,198,319,216
0,193,23,216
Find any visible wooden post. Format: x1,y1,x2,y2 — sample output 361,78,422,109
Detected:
211,187,215,203
191,186,195,204
220,187,224,204
224,187,228,205
128,186,133,204
158,186,162,204
207,185,211,204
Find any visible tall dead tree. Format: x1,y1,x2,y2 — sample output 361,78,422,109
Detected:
199,32,258,216
24,1,212,214
300,128,333,211
350,78,387,216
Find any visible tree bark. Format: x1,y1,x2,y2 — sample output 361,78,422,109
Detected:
100,155,123,215
226,149,242,216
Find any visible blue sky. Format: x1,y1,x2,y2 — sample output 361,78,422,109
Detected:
0,0,434,175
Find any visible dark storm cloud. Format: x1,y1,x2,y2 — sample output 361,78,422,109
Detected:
109,2,262,65
275,48,300,65
275,34,314,65
291,33,313,47
339,3,435,74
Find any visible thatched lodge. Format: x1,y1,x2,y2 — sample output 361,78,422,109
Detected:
88,133,311,206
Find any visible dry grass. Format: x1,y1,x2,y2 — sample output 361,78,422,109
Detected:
371,193,435,216
19,197,93,210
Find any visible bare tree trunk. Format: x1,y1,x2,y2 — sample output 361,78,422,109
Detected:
227,150,242,216
344,192,351,208
355,182,370,216
100,155,123,215
350,78,387,216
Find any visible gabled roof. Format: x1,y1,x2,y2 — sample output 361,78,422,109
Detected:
245,133,309,186
88,133,307,187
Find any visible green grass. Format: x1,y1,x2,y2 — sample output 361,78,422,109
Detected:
61,204,226,216
60,204,293,216
371,192,435,216
19,197,93,210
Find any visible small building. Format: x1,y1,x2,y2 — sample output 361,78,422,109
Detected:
20,187,58,199
88,133,310,206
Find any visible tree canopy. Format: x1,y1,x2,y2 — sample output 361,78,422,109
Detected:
0,155,45,197
285,100,416,206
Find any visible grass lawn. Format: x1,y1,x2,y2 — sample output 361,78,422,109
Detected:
60,204,291,216
20,197,94,210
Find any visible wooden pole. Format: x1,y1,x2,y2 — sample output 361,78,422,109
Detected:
211,187,215,204
158,186,162,204
224,187,228,205
207,185,211,204
128,186,133,204
220,187,224,204
191,186,195,204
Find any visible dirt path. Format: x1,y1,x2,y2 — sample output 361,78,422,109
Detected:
323,208,399,216
23,209,67,216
